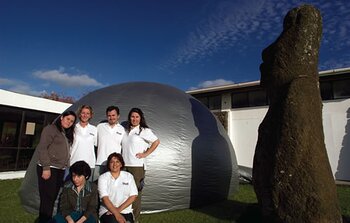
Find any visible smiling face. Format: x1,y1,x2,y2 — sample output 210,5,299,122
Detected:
107,109,119,126
109,156,123,173
130,112,141,127
60,114,76,129
79,107,92,124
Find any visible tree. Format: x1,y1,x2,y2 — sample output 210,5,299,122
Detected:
41,91,75,103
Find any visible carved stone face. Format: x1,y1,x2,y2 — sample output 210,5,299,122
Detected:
259,5,322,99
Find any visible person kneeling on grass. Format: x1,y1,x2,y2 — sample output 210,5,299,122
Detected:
53,160,98,223
98,152,138,223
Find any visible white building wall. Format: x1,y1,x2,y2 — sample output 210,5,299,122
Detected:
323,99,350,181
229,99,350,181
230,107,267,168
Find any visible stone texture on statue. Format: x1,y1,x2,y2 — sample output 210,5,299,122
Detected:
253,4,342,223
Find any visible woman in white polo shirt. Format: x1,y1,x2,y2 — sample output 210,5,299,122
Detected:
121,108,160,222
69,105,97,181
98,152,138,223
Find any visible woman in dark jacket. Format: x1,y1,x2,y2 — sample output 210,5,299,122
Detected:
36,110,77,223
54,161,98,223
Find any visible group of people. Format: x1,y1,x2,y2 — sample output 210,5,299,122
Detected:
36,105,160,223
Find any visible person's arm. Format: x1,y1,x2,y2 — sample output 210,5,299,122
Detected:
80,183,98,222
93,126,98,147
136,139,160,159
37,125,55,178
98,173,126,223
101,196,126,223
115,195,137,213
60,187,74,221
116,172,138,212
75,215,86,223
65,215,75,223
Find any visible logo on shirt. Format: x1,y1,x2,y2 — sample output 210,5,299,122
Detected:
122,182,129,185
116,132,122,135
89,133,95,136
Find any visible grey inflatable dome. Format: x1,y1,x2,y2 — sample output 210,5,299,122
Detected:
20,82,239,213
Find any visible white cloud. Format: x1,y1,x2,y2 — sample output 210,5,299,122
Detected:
0,77,16,85
33,68,104,88
163,0,350,70
0,77,45,96
319,57,350,71
189,78,234,90
319,0,350,50
164,0,286,69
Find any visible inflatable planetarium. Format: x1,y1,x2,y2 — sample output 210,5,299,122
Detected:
20,82,239,213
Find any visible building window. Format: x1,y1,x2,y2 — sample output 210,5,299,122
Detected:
20,111,45,148
333,79,350,99
197,95,221,110
208,95,221,110
0,105,59,171
232,92,249,108
320,79,350,100
0,107,22,148
320,82,333,100
249,90,267,107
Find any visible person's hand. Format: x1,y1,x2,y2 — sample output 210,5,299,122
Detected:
114,212,126,223
65,215,75,223
136,152,146,159
76,217,87,223
42,169,51,180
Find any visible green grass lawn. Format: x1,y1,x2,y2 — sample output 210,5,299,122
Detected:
0,179,349,223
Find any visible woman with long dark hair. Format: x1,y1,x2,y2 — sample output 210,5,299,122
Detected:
121,108,160,222
36,110,77,223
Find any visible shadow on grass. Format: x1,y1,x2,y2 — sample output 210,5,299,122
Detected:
193,199,350,223
192,199,262,223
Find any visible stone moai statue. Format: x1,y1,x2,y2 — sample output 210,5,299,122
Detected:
252,5,342,223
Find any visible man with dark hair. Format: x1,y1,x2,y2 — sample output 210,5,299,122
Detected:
95,106,125,179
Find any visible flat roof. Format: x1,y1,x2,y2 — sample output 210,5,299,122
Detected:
187,80,260,94
0,89,72,114
187,67,350,95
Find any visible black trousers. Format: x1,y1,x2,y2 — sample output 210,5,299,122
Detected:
100,212,134,223
37,165,65,223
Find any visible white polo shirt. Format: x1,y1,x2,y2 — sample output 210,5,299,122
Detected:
70,122,97,168
122,125,158,168
96,123,125,165
98,171,138,216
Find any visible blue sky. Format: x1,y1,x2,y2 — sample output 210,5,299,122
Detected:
0,0,349,99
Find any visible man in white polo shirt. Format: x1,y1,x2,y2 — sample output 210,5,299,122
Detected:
95,106,125,179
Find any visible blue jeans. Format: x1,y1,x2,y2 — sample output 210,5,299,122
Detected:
53,211,96,223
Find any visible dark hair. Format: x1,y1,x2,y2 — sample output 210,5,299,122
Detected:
77,105,93,120
107,152,125,171
127,107,149,132
69,160,91,180
106,106,120,115
54,110,77,144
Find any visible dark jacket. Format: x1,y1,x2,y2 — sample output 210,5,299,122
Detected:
59,181,98,221
37,124,70,170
